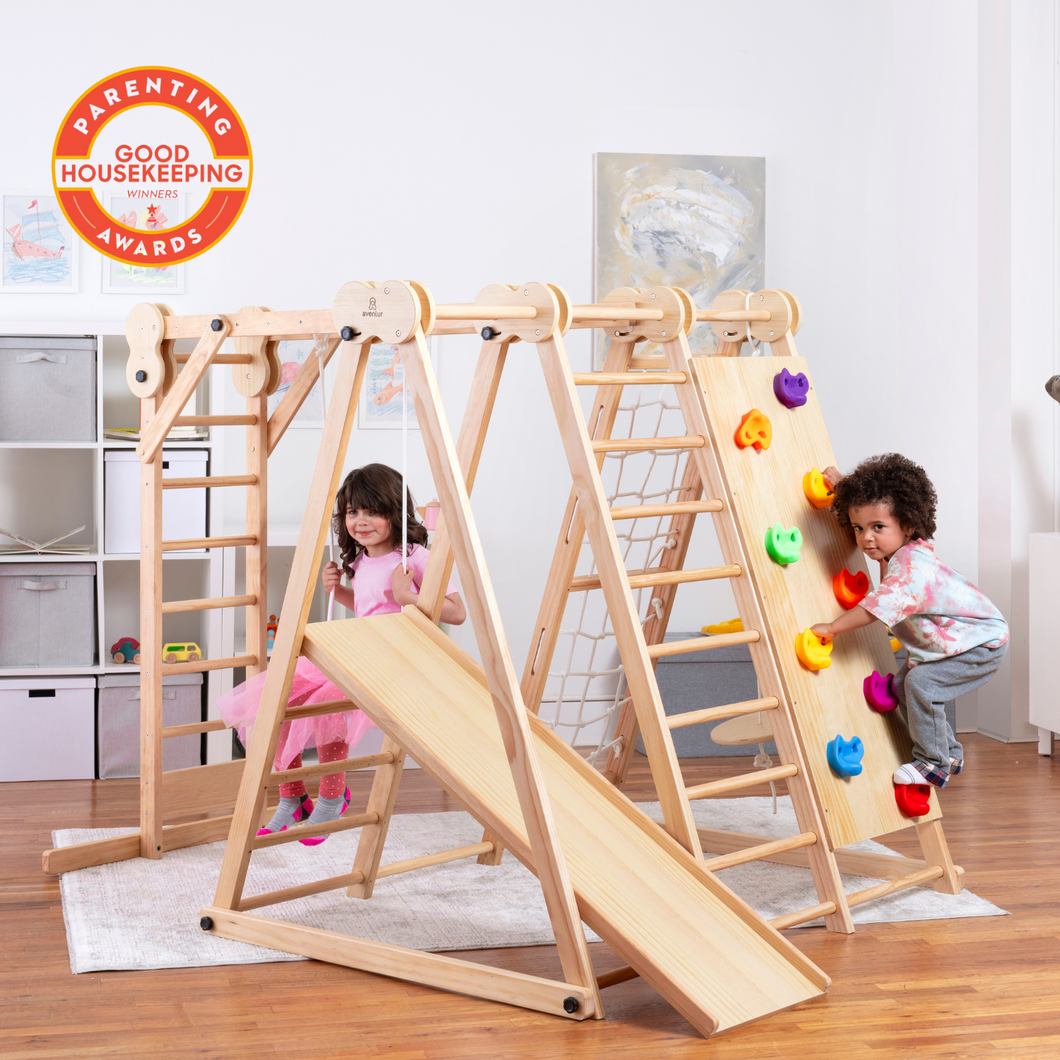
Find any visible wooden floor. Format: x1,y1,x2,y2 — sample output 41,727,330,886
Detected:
3,734,1059,1059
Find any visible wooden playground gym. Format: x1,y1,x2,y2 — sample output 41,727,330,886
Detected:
42,280,964,1039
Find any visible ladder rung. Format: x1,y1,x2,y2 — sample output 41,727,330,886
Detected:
596,965,641,990
685,764,797,801
174,415,258,426
846,866,944,908
284,698,355,721
591,435,704,453
609,500,722,520
667,696,779,730
271,752,395,785
162,534,257,551
163,475,258,489
376,841,495,880
161,593,257,614
629,354,667,370
769,901,838,931
161,653,256,676
174,353,252,364
161,719,229,739
252,810,378,849
571,372,686,386
649,629,759,658
702,832,818,873
238,871,364,912
570,564,741,593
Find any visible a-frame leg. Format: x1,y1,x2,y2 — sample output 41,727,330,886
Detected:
213,337,372,910
915,818,963,894
400,331,603,1016
347,735,408,898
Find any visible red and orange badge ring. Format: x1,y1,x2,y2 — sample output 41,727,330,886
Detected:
52,65,252,266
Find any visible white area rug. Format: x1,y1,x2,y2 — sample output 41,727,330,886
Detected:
54,797,1007,974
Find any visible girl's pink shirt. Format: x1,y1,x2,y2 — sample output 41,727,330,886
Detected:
350,544,456,617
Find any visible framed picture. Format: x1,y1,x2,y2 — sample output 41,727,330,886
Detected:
593,153,765,367
267,336,337,429
358,338,434,430
2,192,78,293
102,193,185,294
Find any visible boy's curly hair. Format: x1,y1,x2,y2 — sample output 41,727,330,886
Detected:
832,453,937,541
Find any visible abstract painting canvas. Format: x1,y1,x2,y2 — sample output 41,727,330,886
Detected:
103,194,185,294
2,193,78,293
594,153,764,367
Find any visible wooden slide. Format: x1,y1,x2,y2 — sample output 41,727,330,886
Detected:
302,607,829,1036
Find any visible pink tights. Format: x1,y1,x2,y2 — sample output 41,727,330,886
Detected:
278,741,349,800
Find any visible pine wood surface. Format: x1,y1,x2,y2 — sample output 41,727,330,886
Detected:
5,735,1058,1059
693,356,939,845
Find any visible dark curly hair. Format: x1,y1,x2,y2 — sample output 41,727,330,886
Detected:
832,453,937,541
333,463,428,577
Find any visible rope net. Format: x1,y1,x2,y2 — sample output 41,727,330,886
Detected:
536,380,703,764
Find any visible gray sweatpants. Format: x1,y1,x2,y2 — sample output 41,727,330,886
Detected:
892,642,1007,770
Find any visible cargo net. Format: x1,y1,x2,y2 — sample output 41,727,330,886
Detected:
537,383,696,764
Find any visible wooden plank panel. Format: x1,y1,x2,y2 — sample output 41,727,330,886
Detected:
692,356,939,845
302,611,828,1036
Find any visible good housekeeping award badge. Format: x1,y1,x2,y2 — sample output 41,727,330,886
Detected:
52,66,252,265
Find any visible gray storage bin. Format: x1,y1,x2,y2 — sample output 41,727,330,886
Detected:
0,336,96,441
97,672,203,778
637,633,777,758
0,563,96,666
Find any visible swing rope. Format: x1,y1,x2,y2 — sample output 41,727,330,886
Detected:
315,337,338,622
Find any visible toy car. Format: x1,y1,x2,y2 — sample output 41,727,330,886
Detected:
111,637,141,664
163,642,201,663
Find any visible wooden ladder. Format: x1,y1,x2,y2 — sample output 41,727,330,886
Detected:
42,303,345,873
525,285,854,932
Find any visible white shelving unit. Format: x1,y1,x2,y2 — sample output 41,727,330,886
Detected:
0,320,229,771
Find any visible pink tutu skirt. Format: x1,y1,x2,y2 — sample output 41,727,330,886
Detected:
217,656,376,770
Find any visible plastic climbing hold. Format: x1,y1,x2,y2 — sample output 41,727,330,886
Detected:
795,628,833,670
702,617,744,636
833,567,870,609
826,735,864,777
773,367,809,409
802,467,834,508
734,409,772,450
863,670,898,712
894,783,931,817
765,523,803,565
890,637,902,653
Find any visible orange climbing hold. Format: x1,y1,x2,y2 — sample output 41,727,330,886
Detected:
795,628,833,671
734,409,772,451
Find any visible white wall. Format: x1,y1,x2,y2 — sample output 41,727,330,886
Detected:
5,1,1027,727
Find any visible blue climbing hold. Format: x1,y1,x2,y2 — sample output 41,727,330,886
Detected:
826,735,864,777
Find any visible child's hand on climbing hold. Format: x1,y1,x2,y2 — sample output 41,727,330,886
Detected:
822,466,842,491
322,561,342,593
390,562,418,606
810,623,834,640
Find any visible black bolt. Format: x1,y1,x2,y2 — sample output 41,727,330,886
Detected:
340,326,360,342
200,916,214,931
562,996,579,1014
481,326,499,341
135,370,147,382
210,318,223,332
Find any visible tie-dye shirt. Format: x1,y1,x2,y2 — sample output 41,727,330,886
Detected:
859,539,1008,665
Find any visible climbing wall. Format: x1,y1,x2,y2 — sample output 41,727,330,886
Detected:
693,356,941,848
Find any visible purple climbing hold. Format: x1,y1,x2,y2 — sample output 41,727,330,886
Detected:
773,367,809,409
863,670,898,712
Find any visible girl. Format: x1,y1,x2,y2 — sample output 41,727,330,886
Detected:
219,463,465,844
810,454,1008,788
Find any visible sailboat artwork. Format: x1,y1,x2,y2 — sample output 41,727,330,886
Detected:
1,194,77,291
